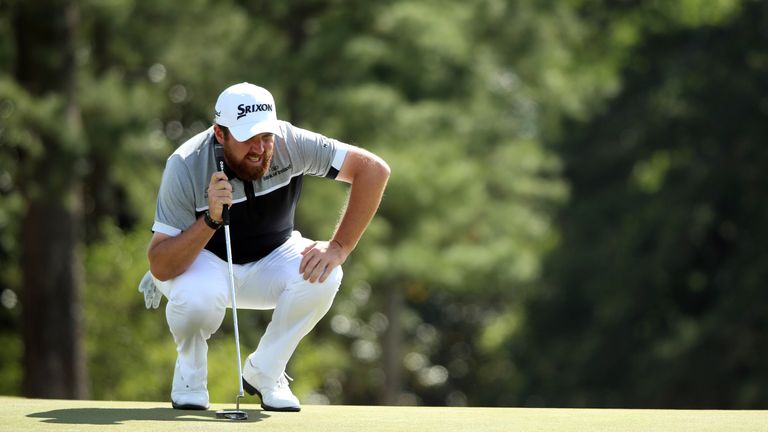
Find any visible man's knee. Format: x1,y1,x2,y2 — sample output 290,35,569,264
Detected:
307,266,343,301
166,294,226,336
325,266,343,290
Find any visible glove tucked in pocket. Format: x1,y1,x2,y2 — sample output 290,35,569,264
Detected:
138,271,162,309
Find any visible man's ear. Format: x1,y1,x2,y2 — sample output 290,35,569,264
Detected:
213,124,225,144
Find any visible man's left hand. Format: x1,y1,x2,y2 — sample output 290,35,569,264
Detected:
299,240,348,283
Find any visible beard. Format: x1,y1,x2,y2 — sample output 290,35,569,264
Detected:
223,144,274,181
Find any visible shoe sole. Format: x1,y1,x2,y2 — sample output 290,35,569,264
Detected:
171,401,209,410
242,377,301,412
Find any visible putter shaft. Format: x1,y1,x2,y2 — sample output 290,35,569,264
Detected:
224,225,246,399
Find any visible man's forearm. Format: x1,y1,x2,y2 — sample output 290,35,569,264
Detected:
148,217,217,281
332,159,390,253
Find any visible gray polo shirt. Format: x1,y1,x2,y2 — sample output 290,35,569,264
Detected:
152,121,349,264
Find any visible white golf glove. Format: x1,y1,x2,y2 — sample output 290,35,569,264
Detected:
138,271,162,309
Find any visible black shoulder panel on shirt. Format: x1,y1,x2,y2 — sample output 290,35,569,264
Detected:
325,166,340,180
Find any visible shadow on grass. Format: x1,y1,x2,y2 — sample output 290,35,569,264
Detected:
28,406,269,425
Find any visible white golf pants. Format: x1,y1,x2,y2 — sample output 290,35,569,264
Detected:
154,231,342,398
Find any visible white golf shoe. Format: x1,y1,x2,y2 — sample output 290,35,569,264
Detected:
242,361,300,412
171,360,209,410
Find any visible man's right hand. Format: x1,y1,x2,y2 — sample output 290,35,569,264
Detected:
148,172,234,281
207,171,232,223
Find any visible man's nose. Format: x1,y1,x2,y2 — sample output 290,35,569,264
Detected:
249,138,265,154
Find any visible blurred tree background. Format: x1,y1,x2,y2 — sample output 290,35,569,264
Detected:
1,0,766,409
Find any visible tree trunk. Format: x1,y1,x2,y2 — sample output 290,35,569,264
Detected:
14,0,88,399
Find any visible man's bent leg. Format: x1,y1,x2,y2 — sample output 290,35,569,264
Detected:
238,233,343,411
246,266,342,378
156,251,230,410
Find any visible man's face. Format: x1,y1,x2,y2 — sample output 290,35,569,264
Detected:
218,128,275,181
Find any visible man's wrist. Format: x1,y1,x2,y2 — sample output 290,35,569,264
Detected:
331,238,350,254
203,210,222,230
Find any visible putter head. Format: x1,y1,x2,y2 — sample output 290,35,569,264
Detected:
215,409,248,420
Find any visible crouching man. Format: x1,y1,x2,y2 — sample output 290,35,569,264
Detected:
139,82,390,411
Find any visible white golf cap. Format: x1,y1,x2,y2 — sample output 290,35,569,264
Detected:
214,82,282,141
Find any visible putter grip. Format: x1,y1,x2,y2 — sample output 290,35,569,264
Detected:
222,204,230,225
213,143,231,226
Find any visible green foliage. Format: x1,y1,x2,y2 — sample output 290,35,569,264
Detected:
516,0,768,409
83,223,175,401
2,0,767,409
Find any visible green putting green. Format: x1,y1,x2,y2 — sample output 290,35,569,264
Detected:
3,396,767,432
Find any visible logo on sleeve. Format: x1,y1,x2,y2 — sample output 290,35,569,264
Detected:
236,103,273,120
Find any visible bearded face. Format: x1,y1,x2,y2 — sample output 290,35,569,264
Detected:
221,131,275,181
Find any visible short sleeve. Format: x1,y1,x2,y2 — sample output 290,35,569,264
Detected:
152,154,197,236
287,124,349,179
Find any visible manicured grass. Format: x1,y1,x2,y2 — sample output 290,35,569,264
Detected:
3,396,767,432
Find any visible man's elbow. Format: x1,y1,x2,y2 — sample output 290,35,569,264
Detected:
372,156,391,183
148,259,169,282
149,266,173,283
380,159,391,179
147,249,174,282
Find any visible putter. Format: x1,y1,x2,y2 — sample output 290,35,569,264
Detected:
213,143,248,421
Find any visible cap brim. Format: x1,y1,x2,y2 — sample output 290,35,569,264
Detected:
229,120,283,142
